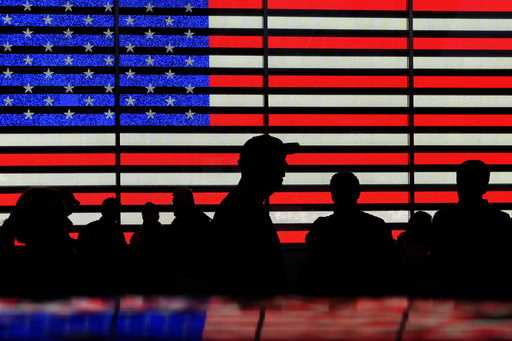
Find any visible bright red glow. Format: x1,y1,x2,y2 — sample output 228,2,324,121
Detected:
414,38,512,50
415,153,512,165
415,114,512,127
0,153,115,166
269,114,408,127
414,0,512,12
210,76,263,88
269,37,407,50
210,114,264,126
415,76,512,88
209,36,263,48
269,0,406,11
270,76,407,88
208,0,262,8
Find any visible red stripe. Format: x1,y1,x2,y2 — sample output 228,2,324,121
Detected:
210,114,264,126
415,76,512,88
416,191,512,204
415,114,512,127
69,232,79,240
269,36,407,50
269,76,407,88
121,192,227,206
392,230,405,240
414,38,512,50
208,0,262,9
414,0,512,12
124,232,134,245
278,231,306,244
0,193,114,206
269,114,408,127
268,0,406,11
287,153,409,166
210,75,263,88
0,153,115,166
209,36,263,48
270,191,409,204
415,153,512,165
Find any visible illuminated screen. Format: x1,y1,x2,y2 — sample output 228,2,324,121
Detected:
0,0,511,243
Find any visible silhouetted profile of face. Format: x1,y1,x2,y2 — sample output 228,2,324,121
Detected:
239,135,299,197
101,198,120,223
172,189,195,218
330,171,360,210
142,202,159,224
456,160,490,204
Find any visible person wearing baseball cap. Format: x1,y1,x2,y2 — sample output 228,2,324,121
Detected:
209,134,299,295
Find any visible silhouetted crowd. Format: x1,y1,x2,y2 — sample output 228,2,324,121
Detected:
1,134,511,297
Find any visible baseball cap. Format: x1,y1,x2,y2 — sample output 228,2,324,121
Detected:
239,134,300,164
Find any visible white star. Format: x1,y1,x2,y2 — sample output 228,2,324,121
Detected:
44,96,54,106
83,68,94,79
104,56,114,66
165,96,175,106
83,42,94,52
165,16,174,26
125,69,136,79
63,1,74,11
23,1,32,11
103,28,113,38
24,55,33,65
104,84,114,93
24,109,34,119
104,2,113,12
2,15,13,25
43,41,53,52
165,43,174,53
145,2,154,12
3,42,12,52
3,97,13,106
185,84,195,93
104,109,114,119
42,15,52,25
125,43,135,53
165,69,175,79
43,68,54,79
125,96,136,106
145,83,155,93
184,3,193,12
184,29,194,39
23,84,33,93
64,109,74,119
185,109,195,119
22,28,33,38
3,68,13,79
145,55,154,66
125,16,135,25
64,83,74,93
145,29,155,39
185,56,194,66
64,55,73,65
84,96,94,106
84,15,94,25
145,109,155,119
63,28,73,38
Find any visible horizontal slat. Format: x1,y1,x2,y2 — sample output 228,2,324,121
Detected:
269,75,407,88
415,38,512,51
209,56,263,68
0,173,115,186
0,153,115,167
415,191,512,204
270,95,408,107
269,37,407,50
415,96,512,108
415,114,512,127
414,0,512,12
209,16,262,29
415,76,512,89
269,114,408,127
0,134,115,147
414,18,512,31
415,134,512,146
269,56,407,69
269,17,407,30
210,95,263,107
416,172,512,185
414,57,512,70
268,0,406,11
415,153,512,165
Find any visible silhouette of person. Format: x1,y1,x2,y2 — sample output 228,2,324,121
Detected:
210,134,299,295
305,171,396,294
130,202,164,258
431,160,512,293
167,189,211,292
397,211,432,267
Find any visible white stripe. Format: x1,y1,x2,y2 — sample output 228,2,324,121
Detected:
209,55,262,68
210,94,263,107
416,172,512,185
415,57,512,69
274,133,408,146
0,134,115,147
270,210,409,224
415,18,512,31
69,213,102,226
270,95,408,107
269,16,406,30
415,95,512,108
269,56,407,69
416,133,512,146
121,172,407,186
0,173,115,186
209,16,262,29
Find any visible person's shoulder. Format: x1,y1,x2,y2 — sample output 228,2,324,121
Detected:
312,214,335,228
359,210,385,226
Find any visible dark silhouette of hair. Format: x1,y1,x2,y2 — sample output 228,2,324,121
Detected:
304,171,397,295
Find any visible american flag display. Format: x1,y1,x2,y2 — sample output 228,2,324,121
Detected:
0,0,511,243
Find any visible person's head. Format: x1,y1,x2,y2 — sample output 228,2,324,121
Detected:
172,189,195,218
330,171,360,210
238,134,299,197
142,202,159,224
101,197,120,223
408,211,432,235
456,160,490,204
